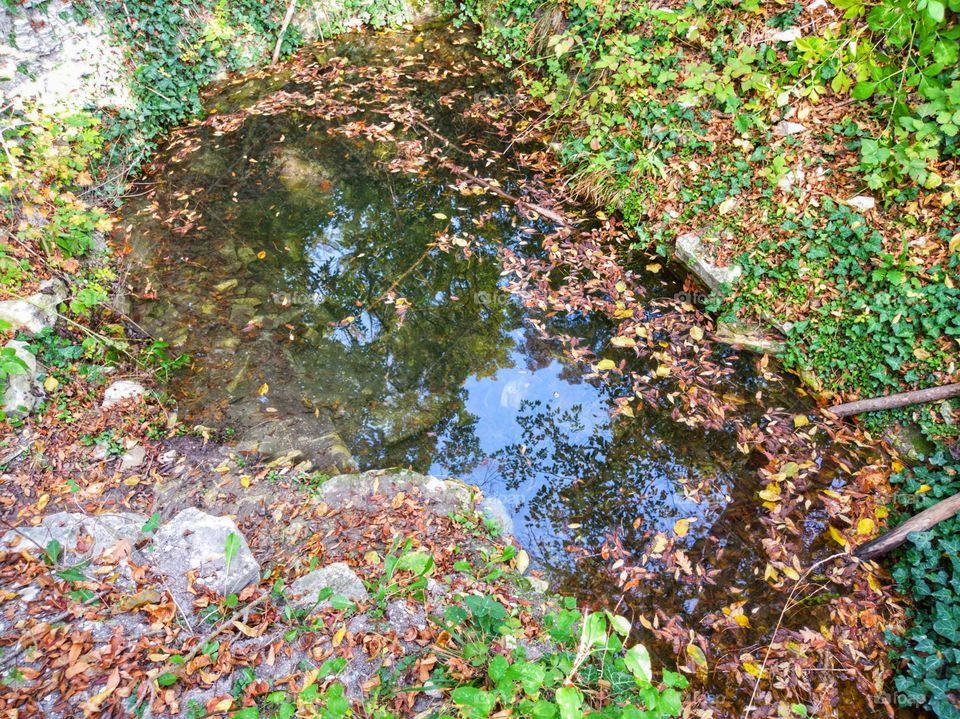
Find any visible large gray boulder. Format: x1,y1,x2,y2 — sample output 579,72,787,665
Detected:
0,279,66,334
674,232,742,293
288,562,367,612
0,0,130,111
2,340,39,417
1,511,147,561
150,508,260,597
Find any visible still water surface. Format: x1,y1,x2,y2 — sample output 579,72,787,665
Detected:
123,25,880,713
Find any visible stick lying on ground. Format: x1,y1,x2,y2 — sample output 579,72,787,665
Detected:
856,490,960,560
826,382,960,418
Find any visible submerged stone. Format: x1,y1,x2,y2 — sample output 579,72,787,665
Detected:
714,319,786,356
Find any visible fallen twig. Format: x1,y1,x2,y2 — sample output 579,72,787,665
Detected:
856,490,960,560
175,591,271,671
826,382,960,418
272,0,299,65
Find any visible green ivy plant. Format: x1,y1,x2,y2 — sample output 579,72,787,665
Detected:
888,457,960,718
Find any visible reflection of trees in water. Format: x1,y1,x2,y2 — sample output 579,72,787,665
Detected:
486,396,763,614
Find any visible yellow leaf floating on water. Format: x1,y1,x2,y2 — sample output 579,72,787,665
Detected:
515,550,530,575
257,250,267,260
651,532,669,554
764,563,779,581
686,643,707,668
829,525,848,547
689,326,704,341
742,661,764,678
594,359,617,371
782,566,800,581
610,336,636,348
673,518,694,537
258,383,269,396
645,263,662,273
867,572,882,593
758,485,781,502
432,212,448,220
857,518,875,536
793,414,809,428
733,613,750,628
655,365,671,378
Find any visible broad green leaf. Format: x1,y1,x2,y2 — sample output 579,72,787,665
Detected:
624,644,653,683
582,611,608,647
395,550,434,575
606,612,631,636
452,686,498,719
927,0,945,21
224,532,240,575
555,687,583,719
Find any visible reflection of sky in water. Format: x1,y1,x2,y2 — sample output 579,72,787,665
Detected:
428,332,721,556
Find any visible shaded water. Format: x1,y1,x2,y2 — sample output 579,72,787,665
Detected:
123,25,884,713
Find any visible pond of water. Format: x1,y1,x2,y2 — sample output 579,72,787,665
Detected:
122,25,888,715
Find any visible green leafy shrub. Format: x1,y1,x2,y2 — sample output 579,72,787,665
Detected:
95,0,294,155
433,597,687,719
732,200,960,396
